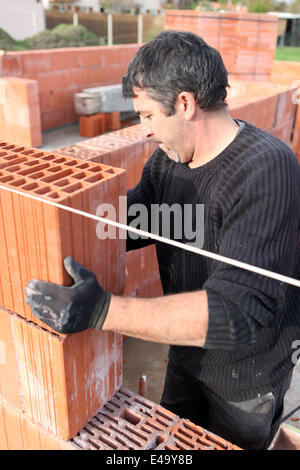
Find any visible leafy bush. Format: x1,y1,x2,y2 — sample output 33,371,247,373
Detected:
0,24,101,51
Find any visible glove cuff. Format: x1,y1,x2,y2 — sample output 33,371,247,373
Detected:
88,291,112,331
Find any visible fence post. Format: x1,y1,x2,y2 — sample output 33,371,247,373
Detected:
108,13,113,46
138,14,143,44
73,12,79,26
32,12,38,35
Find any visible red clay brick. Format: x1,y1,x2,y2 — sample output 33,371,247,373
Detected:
165,10,277,80
71,386,241,451
0,398,77,450
0,144,126,326
8,306,123,440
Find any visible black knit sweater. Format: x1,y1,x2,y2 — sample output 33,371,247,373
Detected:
126,121,300,401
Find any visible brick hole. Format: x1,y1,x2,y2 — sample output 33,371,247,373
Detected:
156,434,167,444
29,171,49,180
115,435,128,446
75,163,90,170
206,434,228,449
35,186,51,195
88,165,103,173
156,407,177,421
118,389,132,399
18,163,50,176
140,424,153,435
10,147,25,153
145,419,165,432
47,166,64,173
72,171,91,180
156,416,172,427
2,145,16,150
0,175,14,183
62,182,82,193
52,157,68,164
32,152,44,158
64,160,78,167
48,192,61,199
84,173,104,183
41,155,56,161
176,427,194,440
21,182,39,191
110,423,143,448
10,178,27,187
103,403,116,413
0,142,8,147
104,168,115,174
21,150,36,155
124,424,148,441
42,169,73,183
24,160,41,167
109,398,122,409
133,397,153,409
97,435,119,450
183,420,204,436
0,152,8,157
4,164,22,172
53,178,72,188
3,155,21,161
120,407,141,425
173,439,192,450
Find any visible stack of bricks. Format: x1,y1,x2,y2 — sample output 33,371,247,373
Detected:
0,141,127,448
164,10,278,82
79,111,121,138
71,387,242,450
0,77,42,148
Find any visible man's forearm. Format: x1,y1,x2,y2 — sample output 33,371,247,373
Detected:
102,290,209,347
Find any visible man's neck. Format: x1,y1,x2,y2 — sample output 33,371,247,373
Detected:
188,111,240,169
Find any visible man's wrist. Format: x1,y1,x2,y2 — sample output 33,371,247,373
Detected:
88,291,112,331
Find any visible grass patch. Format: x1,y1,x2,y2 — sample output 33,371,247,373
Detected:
275,47,300,62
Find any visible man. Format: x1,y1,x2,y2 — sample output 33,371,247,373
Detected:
25,31,300,450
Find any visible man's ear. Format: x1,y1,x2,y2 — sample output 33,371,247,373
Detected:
176,91,197,121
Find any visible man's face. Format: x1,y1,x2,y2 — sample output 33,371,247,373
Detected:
132,87,190,163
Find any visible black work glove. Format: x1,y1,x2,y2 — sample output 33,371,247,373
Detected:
25,256,111,334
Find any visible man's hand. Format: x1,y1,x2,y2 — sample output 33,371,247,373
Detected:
25,256,111,334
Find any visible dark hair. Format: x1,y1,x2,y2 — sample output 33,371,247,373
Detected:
122,30,229,116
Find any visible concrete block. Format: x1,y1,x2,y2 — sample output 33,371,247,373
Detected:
75,84,134,115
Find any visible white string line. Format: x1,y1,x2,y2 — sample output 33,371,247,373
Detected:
0,183,299,288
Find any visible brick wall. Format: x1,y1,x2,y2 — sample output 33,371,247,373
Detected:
0,44,140,144
164,10,278,82
0,142,126,441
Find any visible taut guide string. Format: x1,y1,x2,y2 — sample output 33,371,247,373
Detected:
0,183,299,288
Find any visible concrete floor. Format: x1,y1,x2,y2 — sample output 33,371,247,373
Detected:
41,123,300,433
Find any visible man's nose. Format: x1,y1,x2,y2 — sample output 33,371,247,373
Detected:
141,121,154,139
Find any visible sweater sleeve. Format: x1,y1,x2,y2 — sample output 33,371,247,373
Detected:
203,148,300,350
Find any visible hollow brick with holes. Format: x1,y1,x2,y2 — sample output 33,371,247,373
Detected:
0,305,123,440
0,141,126,327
